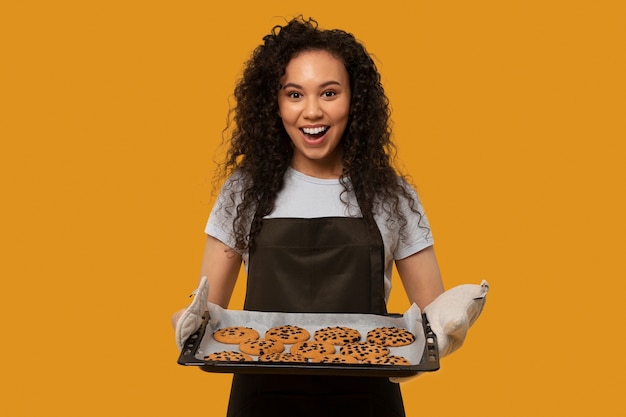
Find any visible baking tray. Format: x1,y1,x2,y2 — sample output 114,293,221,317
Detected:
177,304,439,377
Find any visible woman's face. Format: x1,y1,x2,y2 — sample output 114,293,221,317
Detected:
278,49,351,178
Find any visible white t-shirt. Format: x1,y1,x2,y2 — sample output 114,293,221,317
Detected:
206,167,434,301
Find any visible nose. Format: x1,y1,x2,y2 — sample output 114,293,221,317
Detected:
303,98,323,119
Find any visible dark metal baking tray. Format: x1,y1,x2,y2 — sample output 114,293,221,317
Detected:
177,307,439,377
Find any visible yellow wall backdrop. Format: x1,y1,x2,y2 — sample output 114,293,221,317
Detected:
2,1,624,416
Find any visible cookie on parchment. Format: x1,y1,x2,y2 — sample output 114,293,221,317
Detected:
366,327,416,347
213,326,260,344
265,325,310,344
258,352,307,363
289,340,336,359
339,342,390,360
204,351,252,362
313,326,361,345
311,354,359,364
239,338,284,356
362,355,411,365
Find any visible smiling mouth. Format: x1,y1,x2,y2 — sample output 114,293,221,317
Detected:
300,126,329,140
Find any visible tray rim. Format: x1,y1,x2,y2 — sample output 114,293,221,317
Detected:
177,310,439,377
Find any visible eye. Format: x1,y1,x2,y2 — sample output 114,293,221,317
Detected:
322,90,337,98
287,91,302,99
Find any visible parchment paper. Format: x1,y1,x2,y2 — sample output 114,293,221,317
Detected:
195,303,426,365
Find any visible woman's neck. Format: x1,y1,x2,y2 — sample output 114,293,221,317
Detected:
290,156,343,179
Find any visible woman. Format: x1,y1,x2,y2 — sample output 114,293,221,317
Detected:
177,16,444,417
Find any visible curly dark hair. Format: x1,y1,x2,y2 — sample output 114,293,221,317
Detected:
217,16,426,251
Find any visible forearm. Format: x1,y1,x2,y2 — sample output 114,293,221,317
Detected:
395,246,445,309
171,235,242,328
198,235,242,308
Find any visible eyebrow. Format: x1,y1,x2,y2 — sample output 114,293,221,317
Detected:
281,80,342,90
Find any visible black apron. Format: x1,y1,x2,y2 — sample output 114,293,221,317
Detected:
226,216,406,417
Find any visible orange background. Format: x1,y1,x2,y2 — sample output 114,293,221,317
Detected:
2,1,625,416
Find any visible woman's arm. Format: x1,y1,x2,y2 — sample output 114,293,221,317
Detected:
395,245,445,310
199,235,243,307
171,235,242,327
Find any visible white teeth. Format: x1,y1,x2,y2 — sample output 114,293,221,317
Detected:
302,126,328,135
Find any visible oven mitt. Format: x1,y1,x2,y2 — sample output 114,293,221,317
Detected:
425,279,489,358
175,276,209,351
390,280,489,383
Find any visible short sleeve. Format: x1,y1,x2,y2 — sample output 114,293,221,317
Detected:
204,174,245,251
378,181,434,261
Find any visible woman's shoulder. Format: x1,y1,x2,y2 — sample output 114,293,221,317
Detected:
218,169,251,193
